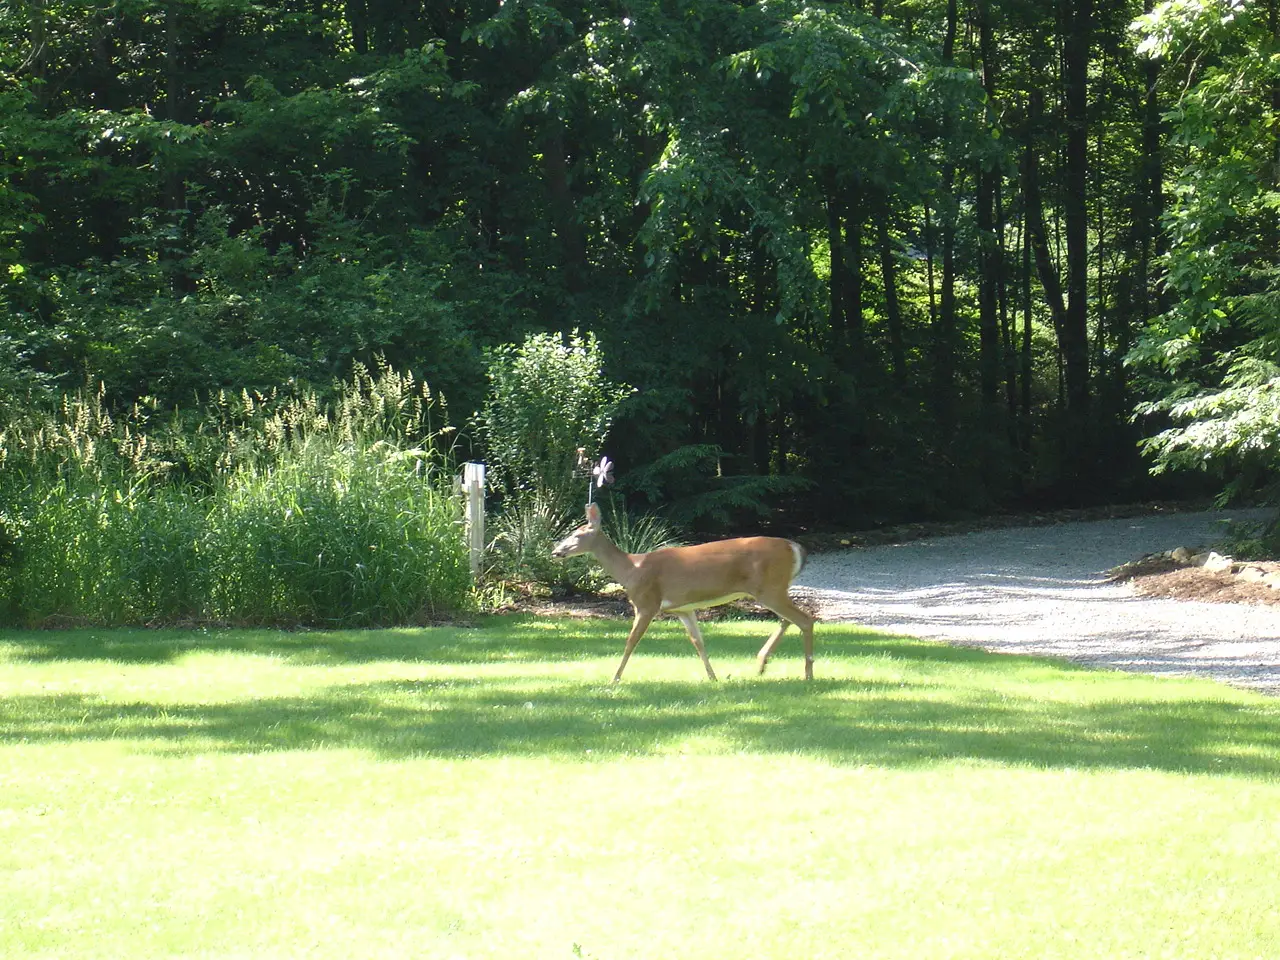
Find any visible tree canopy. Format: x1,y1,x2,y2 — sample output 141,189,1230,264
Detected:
2,0,1276,529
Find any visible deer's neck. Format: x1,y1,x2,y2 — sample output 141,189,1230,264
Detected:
589,535,639,589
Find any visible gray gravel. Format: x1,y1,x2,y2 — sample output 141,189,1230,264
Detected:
795,509,1280,694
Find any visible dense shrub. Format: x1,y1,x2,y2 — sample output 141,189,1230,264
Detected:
478,330,640,593
0,364,470,626
481,330,631,510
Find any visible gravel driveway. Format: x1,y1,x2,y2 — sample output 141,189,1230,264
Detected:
795,509,1280,694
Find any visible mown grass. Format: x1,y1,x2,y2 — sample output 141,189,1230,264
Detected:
2,618,1279,959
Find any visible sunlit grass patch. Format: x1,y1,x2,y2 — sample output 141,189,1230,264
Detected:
2,618,1279,959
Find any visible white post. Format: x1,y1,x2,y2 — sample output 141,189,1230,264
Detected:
463,462,486,578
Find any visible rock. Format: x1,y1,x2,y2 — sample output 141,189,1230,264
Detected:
1201,551,1234,573
1265,573,1280,591
1107,560,1136,580
1238,565,1269,583
1170,546,1193,564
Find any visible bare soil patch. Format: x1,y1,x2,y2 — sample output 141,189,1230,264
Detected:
503,594,631,619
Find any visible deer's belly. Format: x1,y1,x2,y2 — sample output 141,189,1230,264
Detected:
661,592,749,614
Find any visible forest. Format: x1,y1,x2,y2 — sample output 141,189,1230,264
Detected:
1,0,1278,623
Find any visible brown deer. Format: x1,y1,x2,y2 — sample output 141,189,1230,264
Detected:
551,503,815,682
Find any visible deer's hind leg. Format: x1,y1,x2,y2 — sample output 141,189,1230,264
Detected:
676,612,717,681
754,591,816,680
755,621,790,676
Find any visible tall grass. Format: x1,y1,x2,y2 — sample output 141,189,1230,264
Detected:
0,363,470,626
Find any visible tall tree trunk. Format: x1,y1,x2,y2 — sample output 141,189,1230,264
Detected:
844,178,864,357
1272,0,1280,184
923,200,938,334
1267,0,1280,274
163,1,194,294
20,0,50,114
825,172,864,367
1092,110,1109,398
823,167,846,355
935,183,958,429
1025,92,1068,361
165,1,183,213
347,0,369,54
877,213,907,387
23,0,47,91
932,0,959,433
942,0,957,61
997,181,1017,422
975,0,1001,411
753,410,770,476
542,123,587,295
751,237,779,474
1021,189,1034,459
869,0,899,389
1136,6,1162,329
1060,0,1093,479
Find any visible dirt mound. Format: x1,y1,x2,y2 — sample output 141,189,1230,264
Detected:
1124,563,1280,607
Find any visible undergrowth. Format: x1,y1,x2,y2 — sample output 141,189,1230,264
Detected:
0,362,470,626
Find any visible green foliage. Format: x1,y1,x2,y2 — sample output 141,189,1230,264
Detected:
481,330,632,507
1128,0,1280,506
621,443,811,529
11,201,498,414
1219,513,1280,561
485,490,593,594
1136,359,1280,472
601,501,681,555
206,444,467,626
484,493,681,595
0,364,469,626
1132,0,1251,60
7,0,1276,534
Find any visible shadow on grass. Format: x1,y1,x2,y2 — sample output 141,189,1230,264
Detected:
3,643,1279,779
0,615,623,665
0,615,1074,667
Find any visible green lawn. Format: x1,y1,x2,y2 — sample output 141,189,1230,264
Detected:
2,617,1279,959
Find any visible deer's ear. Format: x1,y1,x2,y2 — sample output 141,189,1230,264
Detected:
585,502,602,528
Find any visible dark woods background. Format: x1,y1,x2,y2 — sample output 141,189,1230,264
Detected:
3,0,1276,532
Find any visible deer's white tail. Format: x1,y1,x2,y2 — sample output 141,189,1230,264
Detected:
788,540,807,580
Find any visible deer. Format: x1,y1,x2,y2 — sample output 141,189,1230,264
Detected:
551,503,816,682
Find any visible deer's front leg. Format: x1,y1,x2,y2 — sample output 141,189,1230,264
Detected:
613,609,655,683
676,613,717,681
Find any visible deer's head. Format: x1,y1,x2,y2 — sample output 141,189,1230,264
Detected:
551,503,603,558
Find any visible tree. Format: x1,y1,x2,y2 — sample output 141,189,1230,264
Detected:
1,0,1247,532
1129,0,1280,526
